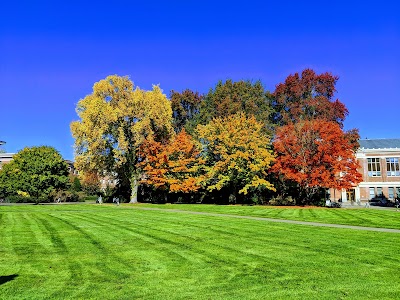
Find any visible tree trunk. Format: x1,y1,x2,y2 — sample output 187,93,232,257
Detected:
129,174,139,203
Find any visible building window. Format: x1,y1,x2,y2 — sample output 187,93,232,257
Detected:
369,187,375,199
386,158,400,176
389,187,394,199
367,158,381,177
377,187,383,197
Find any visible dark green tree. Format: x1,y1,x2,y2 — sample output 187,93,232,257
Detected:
0,146,69,199
170,89,203,133
189,79,274,134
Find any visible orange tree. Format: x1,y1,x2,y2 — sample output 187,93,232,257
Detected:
273,120,362,203
139,129,204,199
196,113,275,203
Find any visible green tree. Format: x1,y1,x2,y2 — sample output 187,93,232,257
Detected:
71,75,173,203
69,175,82,192
170,89,203,133
0,146,69,199
189,79,273,133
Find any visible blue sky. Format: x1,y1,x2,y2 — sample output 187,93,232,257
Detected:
1,1,399,160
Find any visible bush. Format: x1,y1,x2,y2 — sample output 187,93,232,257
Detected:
268,195,296,206
4,195,38,203
49,190,81,202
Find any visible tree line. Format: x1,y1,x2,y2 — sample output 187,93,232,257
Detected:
70,68,362,205
0,69,362,205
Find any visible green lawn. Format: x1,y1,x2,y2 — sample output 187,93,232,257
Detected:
1,204,400,299
138,203,400,230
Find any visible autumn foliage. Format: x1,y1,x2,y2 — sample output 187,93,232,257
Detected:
272,69,348,127
196,113,275,196
273,120,362,201
140,129,204,193
70,69,363,205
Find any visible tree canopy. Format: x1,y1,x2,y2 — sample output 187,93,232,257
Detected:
273,120,362,202
71,75,173,202
190,79,273,133
272,69,348,127
0,146,69,199
196,113,275,201
69,69,362,205
140,129,204,194
170,89,203,133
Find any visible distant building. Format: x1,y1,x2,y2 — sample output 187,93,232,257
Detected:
0,153,15,170
65,160,79,175
0,153,78,175
330,138,400,203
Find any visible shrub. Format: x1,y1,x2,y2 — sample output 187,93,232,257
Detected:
49,190,81,202
269,195,296,206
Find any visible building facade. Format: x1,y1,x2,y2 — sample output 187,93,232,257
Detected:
0,153,15,170
330,139,400,203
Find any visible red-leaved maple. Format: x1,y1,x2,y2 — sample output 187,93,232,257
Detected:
273,120,362,201
273,69,348,127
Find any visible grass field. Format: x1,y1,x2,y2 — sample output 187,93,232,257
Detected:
138,203,400,230
1,204,400,299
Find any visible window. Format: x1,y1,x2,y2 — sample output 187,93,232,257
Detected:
377,187,383,197
386,158,400,176
369,187,375,199
367,158,381,177
389,187,394,199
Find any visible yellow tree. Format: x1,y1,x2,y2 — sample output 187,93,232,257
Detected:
196,113,275,200
71,75,173,203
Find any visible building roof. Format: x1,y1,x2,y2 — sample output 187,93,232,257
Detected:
359,139,400,149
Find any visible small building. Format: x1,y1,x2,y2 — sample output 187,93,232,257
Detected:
330,138,400,203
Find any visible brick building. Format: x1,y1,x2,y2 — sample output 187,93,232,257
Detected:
330,138,400,203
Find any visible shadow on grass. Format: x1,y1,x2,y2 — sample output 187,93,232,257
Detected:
0,274,18,285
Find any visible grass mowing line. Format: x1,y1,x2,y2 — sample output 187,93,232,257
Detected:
2,206,400,299
73,211,236,267
48,213,138,277
33,213,88,299
3,212,83,299
164,204,400,228
66,209,268,298
90,207,400,270
135,203,400,229
131,206,400,233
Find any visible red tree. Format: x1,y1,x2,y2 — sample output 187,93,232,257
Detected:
272,69,348,127
273,120,362,202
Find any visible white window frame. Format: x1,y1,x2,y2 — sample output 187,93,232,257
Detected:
367,158,381,177
386,157,400,177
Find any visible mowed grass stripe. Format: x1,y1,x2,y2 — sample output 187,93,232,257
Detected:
137,204,400,229
1,205,400,299
68,210,239,267
0,212,83,298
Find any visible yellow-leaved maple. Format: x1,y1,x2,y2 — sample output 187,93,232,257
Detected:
196,113,275,196
71,75,173,202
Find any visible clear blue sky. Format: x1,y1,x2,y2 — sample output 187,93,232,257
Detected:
1,1,399,160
